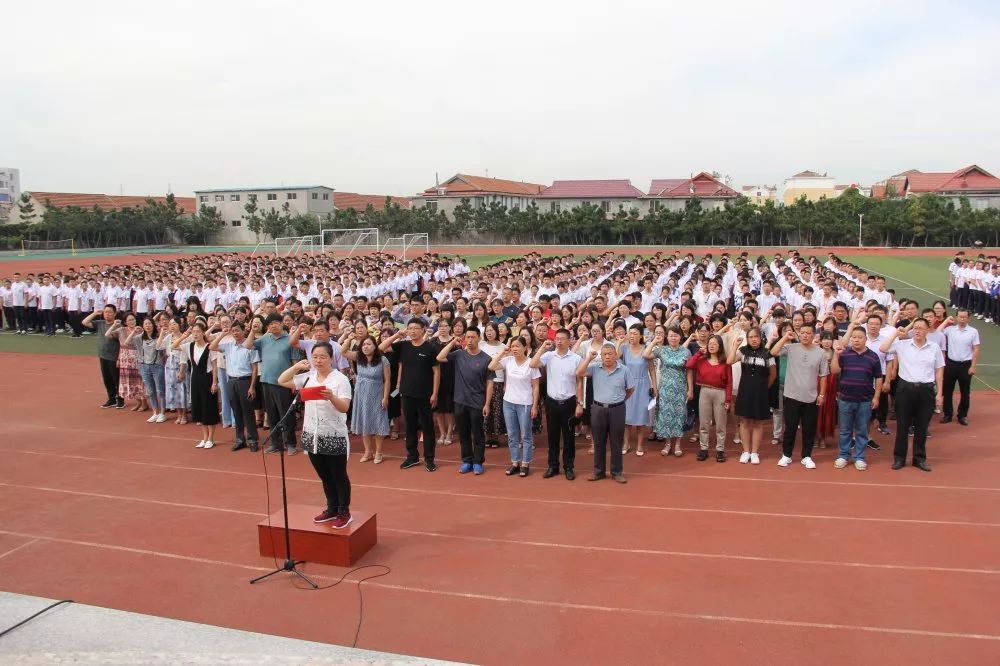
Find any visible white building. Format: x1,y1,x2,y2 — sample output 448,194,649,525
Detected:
193,185,335,243
0,167,21,221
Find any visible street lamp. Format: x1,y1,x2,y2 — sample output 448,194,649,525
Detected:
858,213,864,248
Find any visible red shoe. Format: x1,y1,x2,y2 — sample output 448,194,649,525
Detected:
331,513,353,529
313,509,336,523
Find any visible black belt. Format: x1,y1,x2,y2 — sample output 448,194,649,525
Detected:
547,396,576,405
899,379,935,387
593,400,625,409
946,358,971,364
229,375,251,380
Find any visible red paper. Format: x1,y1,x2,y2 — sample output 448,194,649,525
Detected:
299,385,326,401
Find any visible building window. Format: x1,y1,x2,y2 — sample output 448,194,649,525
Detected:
199,195,207,203
312,193,318,200
287,192,297,200
550,202,561,213
231,220,242,227
322,193,330,200
427,200,438,214
214,195,224,202
267,193,277,201
601,201,610,213
231,194,240,201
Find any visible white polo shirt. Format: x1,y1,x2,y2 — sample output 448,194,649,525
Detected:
943,325,980,363
889,339,945,384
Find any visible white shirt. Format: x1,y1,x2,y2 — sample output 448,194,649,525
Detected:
38,285,57,309
889,339,945,384
499,356,541,405
293,370,352,453
480,342,506,382
10,281,26,307
539,350,582,400
942,325,980,362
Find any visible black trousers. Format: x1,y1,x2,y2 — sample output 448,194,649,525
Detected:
263,383,296,450
545,396,577,470
781,396,818,459
228,377,259,444
894,380,934,463
42,309,55,334
13,306,26,332
67,311,83,335
402,395,436,462
872,388,889,425
2,306,13,329
591,403,625,476
455,402,485,464
27,306,39,331
308,453,350,514
942,359,971,420
99,357,119,402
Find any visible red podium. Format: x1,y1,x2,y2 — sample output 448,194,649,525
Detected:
258,505,377,567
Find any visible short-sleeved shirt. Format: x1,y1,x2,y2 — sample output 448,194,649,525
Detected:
779,343,829,403
448,349,493,409
252,332,292,385
539,350,582,400
219,340,260,378
890,339,945,384
837,348,883,402
394,340,438,399
293,370,352,454
299,338,351,371
499,356,542,405
93,319,120,362
943,325,980,362
585,361,636,404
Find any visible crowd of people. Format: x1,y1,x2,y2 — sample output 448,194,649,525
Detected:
0,248,987,525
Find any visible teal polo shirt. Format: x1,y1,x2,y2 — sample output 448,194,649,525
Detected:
252,332,292,385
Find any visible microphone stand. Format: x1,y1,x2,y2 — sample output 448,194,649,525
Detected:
250,392,318,588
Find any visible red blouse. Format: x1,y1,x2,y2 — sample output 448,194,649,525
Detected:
685,350,733,403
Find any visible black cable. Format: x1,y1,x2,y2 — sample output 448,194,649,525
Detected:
0,600,74,639
295,564,391,648
259,427,279,569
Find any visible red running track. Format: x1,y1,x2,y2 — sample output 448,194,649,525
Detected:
0,352,998,664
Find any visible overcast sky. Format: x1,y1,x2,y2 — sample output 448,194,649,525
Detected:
4,0,999,198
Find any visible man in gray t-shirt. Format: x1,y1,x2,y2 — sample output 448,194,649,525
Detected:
436,327,494,473
82,304,123,408
771,323,829,469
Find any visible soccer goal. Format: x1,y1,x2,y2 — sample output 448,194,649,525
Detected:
19,239,76,256
319,227,380,257
273,235,317,257
382,233,429,261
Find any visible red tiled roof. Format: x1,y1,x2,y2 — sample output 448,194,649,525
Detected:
420,174,545,197
537,179,644,199
334,192,410,212
912,165,1000,193
647,172,740,199
30,192,197,214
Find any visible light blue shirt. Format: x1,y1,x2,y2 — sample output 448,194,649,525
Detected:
585,361,635,404
219,340,259,378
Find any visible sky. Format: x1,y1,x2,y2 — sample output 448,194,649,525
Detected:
4,0,1000,199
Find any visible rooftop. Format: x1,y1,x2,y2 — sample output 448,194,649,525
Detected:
420,174,546,197
537,179,644,199
334,192,410,212
193,185,333,194
648,172,739,198
29,191,197,213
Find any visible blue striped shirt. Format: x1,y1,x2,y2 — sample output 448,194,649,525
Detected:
837,348,883,402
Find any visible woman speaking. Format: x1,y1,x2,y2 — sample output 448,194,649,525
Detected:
277,343,354,529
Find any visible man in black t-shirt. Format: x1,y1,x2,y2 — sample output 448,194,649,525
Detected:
382,319,441,471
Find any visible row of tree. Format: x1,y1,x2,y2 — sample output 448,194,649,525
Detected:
4,189,1000,250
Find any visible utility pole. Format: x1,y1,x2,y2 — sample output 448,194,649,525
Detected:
858,213,864,248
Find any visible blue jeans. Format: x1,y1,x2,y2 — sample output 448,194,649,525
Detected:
218,366,234,426
838,399,872,461
503,400,534,464
140,362,166,410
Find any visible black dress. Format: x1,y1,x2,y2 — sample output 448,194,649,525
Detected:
735,345,773,420
432,338,455,413
189,342,220,425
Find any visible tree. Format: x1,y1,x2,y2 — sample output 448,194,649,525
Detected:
243,196,263,241
178,205,225,244
261,207,288,240
17,192,37,225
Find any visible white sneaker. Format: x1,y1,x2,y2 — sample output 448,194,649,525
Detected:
203,440,215,449
195,440,206,448
155,413,167,423
801,457,817,469
777,455,792,467
834,457,848,468
739,451,751,464
750,452,761,465
146,414,158,423
855,459,868,471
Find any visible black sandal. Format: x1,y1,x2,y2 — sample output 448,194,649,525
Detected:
505,464,520,476
519,465,530,477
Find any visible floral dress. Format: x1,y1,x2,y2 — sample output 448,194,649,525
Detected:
161,333,189,410
653,345,691,438
116,329,144,401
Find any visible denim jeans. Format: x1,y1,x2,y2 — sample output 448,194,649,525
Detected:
503,400,533,464
218,366,234,426
837,398,872,461
140,362,166,410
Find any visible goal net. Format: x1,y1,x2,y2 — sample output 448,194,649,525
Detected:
273,235,317,257
320,227,380,257
19,239,76,256
382,233,429,261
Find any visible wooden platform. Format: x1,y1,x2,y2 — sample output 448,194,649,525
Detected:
258,505,377,567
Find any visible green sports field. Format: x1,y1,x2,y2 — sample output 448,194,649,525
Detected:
2,252,996,390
